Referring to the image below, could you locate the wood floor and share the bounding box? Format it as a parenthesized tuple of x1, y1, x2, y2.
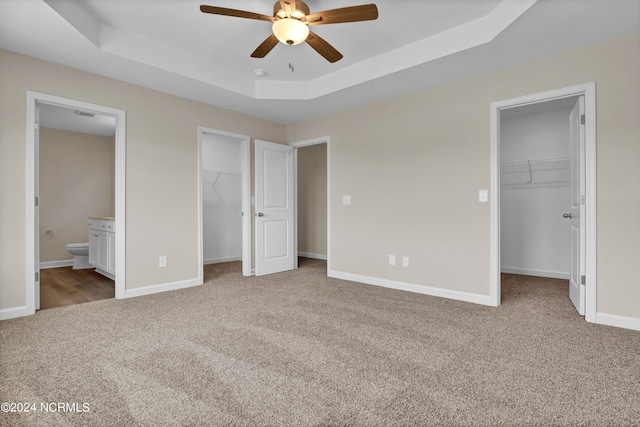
(40, 267, 114, 310)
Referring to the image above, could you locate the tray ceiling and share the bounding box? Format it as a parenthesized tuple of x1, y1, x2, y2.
(0, 0, 638, 124)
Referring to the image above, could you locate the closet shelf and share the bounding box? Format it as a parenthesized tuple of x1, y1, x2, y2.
(501, 156, 570, 187)
(203, 168, 241, 175)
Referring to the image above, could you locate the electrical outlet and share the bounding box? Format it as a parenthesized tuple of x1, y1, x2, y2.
(159, 256, 167, 268)
(343, 195, 351, 205)
(402, 256, 409, 267)
(389, 255, 396, 266)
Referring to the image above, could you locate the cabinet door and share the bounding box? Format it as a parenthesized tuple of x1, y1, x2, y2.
(89, 231, 100, 267)
(108, 232, 116, 274)
(98, 231, 109, 271)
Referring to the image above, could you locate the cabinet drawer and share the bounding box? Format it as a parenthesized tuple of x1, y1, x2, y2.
(89, 219, 115, 232)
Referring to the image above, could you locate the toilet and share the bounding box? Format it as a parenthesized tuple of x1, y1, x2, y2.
(66, 242, 91, 269)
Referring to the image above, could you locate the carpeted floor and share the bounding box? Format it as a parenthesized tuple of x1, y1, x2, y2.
(1, 258, 639, 426)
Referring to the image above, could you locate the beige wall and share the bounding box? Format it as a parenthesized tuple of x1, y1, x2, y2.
(297, 143, 327, 256)
(40, 128, 115, 262)
(0, 49, 285, 309)
(287, 33, 640, 319)
(2, 32, 639, 322)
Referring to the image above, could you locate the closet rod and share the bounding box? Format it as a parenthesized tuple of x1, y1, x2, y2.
(500, 156, 570, 167)
(202, 168, 241, 175)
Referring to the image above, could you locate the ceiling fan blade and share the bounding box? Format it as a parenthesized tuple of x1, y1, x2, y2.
(307, 4, 378, 25)
(251, 34, 279, 58)
(306, 31, 343, 63)
(200, 5, 274, 22)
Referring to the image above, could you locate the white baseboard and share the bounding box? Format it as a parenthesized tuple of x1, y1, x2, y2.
(595, 312, 640, 332)
(298, 252, 327, 260)
(501, 267, 569, 280)
(124, 278, 201, 299)
(0, 305, 32, 321)
(328, 270, 494, 306)
(40, 260, 73, 269)
(204, 256, 242, 265)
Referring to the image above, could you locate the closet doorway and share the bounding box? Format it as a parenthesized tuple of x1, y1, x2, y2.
(198, 128, 251, 279)
(499, 96, 579, 279)
(489, 83, 597, 322)
(499, 96, 579, 309)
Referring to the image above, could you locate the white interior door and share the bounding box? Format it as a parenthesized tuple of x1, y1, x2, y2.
(255, 140, 295, 276)
(568, 96, 586, 315)
(34, 103, 41, 311)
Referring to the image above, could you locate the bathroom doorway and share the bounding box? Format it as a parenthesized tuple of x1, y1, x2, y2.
(26, 91, 126, 314)
(38, 104, 116, 309)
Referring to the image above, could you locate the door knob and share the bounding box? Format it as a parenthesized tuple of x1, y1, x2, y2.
(562, 213, 572, 219)
(256, 212, 264, 217)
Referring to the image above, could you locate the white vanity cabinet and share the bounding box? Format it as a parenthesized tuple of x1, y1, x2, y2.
(88, 218, 116, 280)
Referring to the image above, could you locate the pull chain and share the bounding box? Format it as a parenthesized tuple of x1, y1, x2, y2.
(288, 45, 295, 72)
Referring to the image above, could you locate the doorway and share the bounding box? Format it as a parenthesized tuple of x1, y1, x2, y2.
(489, 83, 596, 322)
(38, 104, 116, 309)
(26, 91, 126, 315)
(499, 96, 579, 279)
(198, 127, 251, 279)
(292, 136, 330, 272)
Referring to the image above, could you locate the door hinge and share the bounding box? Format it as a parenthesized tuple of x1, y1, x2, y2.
(581, 275, 586, 285)
(35, 122, 40, 130)
(35, 271, 39, 282)
(35, 196, 39, 206)
(580, 114, 585, 125)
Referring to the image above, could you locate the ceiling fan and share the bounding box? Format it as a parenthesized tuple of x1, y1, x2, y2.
(200, 1, 379, 63)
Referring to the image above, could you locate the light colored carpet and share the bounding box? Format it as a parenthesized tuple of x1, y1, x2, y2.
(1, 259, 639, 426)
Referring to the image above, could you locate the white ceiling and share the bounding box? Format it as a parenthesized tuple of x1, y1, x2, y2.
(0, 0, 638, 126)
(500, 95, 580, 120)
(39, 103, 116, 137)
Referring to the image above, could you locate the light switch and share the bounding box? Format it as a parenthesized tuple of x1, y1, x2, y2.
(343, 195, 351, 205)
(479, 190, 488, 203)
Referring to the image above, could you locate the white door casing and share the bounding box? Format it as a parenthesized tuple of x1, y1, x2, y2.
(34, 104, 40, 311)
(255, 140, 295, 276)
(569, 96, 586, 315)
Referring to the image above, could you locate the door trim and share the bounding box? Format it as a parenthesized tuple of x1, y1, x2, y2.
(197, 127, 251, 278)
(26, 91, 126, 314)
(489, 82, 597, 322)
(290, 136, 331, 272)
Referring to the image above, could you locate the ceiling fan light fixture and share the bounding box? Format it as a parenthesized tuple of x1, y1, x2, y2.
(272, 18, 309, 45)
